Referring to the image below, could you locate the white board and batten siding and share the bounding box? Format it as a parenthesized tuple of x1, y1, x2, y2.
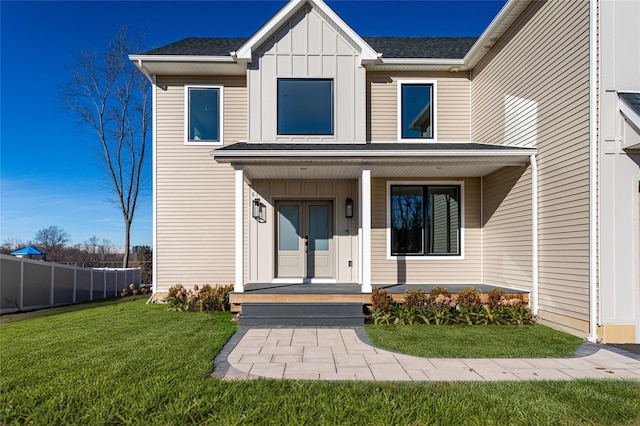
(471, 0, 591, 334)
(248, 5, 366, 143)
(155, 76, 247, 293)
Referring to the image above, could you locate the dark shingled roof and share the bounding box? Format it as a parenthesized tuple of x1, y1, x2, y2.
(363, 37, 477, 59)
(215, 142, 533, 152)
(144, 38, 248, 56)
(620, 92, 640, 117)
(143, 36, 478, 59)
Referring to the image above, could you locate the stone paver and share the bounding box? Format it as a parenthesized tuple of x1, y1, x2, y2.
(213, 327, 640, 382)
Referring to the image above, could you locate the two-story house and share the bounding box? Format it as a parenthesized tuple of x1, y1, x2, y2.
(130, 0, 640, 343)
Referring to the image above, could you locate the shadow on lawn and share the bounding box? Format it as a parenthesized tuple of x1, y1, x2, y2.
(0, 296, 149, 325)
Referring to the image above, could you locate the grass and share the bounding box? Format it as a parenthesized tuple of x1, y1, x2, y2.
(1, 299, 638, 425)
(365, 323, 585, 358)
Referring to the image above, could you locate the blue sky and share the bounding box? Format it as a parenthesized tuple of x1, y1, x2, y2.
(1, 0, 506, 247)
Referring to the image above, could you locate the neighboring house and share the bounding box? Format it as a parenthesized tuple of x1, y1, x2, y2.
(130, 0, 640, 342)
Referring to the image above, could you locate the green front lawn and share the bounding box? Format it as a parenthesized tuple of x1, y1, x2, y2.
(1, 299, 638, 425)
(365, 323, 585, 358)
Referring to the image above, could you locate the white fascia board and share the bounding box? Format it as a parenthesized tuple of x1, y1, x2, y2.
(309, 0, 378, 60)
(212, 149, 536, 160)
(236, 0, 304, 60)
(463, 0, 532, 68)
(378, 58, 464, 66)
(235, 0, 378, 61)
(129, 54, 236, 63)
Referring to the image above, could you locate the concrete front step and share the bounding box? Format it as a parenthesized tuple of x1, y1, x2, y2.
(239, 302, 365, 327)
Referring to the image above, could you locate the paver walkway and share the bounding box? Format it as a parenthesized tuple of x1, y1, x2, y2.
(212, 327, 640, 381)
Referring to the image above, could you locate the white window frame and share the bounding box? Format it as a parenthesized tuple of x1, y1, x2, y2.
(386, 180, 464, 260)
(397, 80, 437, 142)
(184, 84, 224, 146)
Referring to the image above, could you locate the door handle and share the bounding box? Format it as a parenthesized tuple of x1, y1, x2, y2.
(304, 236, 309, 252)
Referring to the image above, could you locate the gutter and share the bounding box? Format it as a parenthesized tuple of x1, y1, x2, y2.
(588, 0, 599, 343)
(530, 154, 539, 316)
(212, 149, 536, 160)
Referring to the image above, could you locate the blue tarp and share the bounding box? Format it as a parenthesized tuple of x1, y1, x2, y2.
(10, 246, 46, 256)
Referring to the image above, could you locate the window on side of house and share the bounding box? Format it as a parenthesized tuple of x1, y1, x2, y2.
(399, 82, 435, 140)
(185, 85, 223, 144)
(277, 79, 333, 135)
(390, 184, 460, 256)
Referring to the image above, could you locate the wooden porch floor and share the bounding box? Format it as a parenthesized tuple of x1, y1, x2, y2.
(230, 283, 529, 313)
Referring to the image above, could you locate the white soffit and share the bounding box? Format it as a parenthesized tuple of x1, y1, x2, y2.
(241, 162, 526, 180)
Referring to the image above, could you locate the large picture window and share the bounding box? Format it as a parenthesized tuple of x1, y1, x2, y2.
(185, 86, 222, 144)
(399, 82, 435, 139)
(278, 79, 333, 135)
(390, 185, 460, 256)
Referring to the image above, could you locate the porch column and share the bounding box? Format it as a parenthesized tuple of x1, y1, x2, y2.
(361, 166, 372, 293)
(234, 166, 244, 293)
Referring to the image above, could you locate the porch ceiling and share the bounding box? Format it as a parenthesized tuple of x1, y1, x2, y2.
(238, 160, 528, 180)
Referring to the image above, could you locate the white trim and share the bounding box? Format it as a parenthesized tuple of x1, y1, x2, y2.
(397, 80, 438, 142)
(213, 149, 535, 160)
(130, 54, 236, 63)
(361, 167, 372, 293)
(386, 180, 465, 261)
(358, 175, 363, 285)
(530, 155, 539, 316)
(235, 0, 378, 61)
(235, 166, 245, 292)
(480, 176, 484, 283)
(184, 85, 224, 146)
(588, 0, 598, 343)
(152, 81, 158, 296)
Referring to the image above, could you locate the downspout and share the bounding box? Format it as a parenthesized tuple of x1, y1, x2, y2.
(151, 74, 158, 298)
(530, 154, 538, 316)
(588, 0, 599, 342)
(137, 59, 155, 85)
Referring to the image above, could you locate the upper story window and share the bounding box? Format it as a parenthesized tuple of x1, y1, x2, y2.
(390, 184, 460, 257)
(185, 85, 223, 145)
(277, 79, 333, 135)
(398, 81, 436, 140)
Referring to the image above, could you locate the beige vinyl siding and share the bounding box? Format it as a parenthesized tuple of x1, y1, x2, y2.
(367, 72, 471, 142)
(471, 0, 591, 329)
(482, 166, 532, 290)
(155, 76, 247, 292)
(371, 177, 481, 284)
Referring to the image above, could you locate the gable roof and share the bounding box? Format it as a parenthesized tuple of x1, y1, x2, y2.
(130, 0, 533, 75)
(143, 36, 478, 60)
(234, 0, 378, 61)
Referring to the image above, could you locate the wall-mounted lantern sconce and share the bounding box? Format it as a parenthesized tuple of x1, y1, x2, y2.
(345, 198, 354, 218)
(252, 198, 266, 223)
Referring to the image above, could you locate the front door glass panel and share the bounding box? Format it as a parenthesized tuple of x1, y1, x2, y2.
(309, 205, 329, 251)
(278, 205, 299, 251)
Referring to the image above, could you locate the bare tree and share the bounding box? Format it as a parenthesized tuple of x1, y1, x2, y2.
(1, 237, 28, 255)
(61, 28, 150, 267)
(33, 226, 70, 259)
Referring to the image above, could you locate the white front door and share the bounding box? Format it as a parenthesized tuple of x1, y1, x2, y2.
(276, 201, 333, 279)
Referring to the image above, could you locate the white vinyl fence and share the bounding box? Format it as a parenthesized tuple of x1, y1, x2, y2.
(0, 254, 141, 314)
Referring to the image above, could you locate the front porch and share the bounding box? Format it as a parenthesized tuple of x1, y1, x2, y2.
(230, 282, 529, 313)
